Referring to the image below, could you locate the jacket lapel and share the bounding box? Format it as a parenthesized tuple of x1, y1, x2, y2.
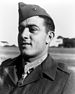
(20, 54, 58, 86)
(42, 54, 58, 80)
(20, 63, 42, 86)
(2, 56, 21, 87)
(4, 54, 58, 87)
(4, 65, 18, 86)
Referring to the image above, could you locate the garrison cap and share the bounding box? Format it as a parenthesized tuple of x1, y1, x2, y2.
(18, 2, 51, 24)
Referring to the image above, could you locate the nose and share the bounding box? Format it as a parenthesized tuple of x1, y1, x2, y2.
(22, 27, 30, 39)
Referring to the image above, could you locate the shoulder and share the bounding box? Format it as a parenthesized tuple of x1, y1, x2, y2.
(52, 57, 70, 82)
(0, 55, 21, 79)
(1, 58, 12, 67)
(56, 62, 70, 81)
(0, 55, 21, 68)
(56, 62, 70, 89)
(45, 54, 70, 78)
(42, 54, 70, 81)
(62, 65, 75, 94)
(57, 62, 70, 75)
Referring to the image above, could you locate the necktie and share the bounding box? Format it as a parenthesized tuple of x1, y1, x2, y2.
(17, 68, 34, 86)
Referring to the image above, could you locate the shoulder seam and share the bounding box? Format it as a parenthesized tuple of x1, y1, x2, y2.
(57, 63, 70, 75)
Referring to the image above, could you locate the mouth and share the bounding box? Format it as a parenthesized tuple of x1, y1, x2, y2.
(21, 42, 32, 47)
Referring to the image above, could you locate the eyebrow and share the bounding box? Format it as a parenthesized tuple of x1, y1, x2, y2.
(26, 24, 39, 28)
(20, 23, 39, 27)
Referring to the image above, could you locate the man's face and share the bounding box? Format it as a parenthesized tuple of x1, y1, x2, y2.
(18, 16, 50, 58)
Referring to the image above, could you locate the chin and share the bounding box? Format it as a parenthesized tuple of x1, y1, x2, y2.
(21, 49, 34, 57)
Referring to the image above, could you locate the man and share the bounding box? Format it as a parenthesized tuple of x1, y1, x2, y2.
(0, 2, 70, 94)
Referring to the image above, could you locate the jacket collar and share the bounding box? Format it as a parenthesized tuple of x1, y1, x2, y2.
(42, 54, 58, 80)
(5, 54, 58, 86)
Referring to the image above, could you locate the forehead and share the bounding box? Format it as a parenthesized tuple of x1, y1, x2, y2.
(20, 16, 45, 26)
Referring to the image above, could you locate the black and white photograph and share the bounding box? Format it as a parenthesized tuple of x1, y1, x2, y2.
(0, 0, 75, 94)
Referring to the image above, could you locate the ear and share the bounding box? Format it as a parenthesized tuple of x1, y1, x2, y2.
(46, 31, 55, 45)
(49, 31, 55, 40)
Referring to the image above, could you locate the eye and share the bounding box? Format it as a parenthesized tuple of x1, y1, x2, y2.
(29, 26, 39, 33)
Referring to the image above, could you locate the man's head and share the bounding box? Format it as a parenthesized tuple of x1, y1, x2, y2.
(18, 2, 55, 59)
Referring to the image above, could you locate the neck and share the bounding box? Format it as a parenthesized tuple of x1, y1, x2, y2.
(22, 48, 48, 64)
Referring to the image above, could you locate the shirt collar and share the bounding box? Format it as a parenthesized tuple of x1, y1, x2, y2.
(23, 53, 48, 73)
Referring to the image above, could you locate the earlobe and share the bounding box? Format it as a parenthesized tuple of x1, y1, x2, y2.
(46, 42, 48, 45)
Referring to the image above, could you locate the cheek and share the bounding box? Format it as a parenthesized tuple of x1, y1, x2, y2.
(33, 35, 47, 48)
(18, 36, 20, 46)
(18, 34, 22, 43)
(18, 35, 22, 49)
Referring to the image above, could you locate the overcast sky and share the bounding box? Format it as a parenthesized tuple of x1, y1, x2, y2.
(0, 0, 75, 46)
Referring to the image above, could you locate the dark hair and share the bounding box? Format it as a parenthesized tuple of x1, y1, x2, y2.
(39, 15, 55, 32)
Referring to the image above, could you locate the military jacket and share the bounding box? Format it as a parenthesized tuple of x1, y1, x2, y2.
(0, 54, 70, 94)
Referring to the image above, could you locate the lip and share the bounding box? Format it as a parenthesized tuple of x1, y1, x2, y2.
(21, 42, 31, 46)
